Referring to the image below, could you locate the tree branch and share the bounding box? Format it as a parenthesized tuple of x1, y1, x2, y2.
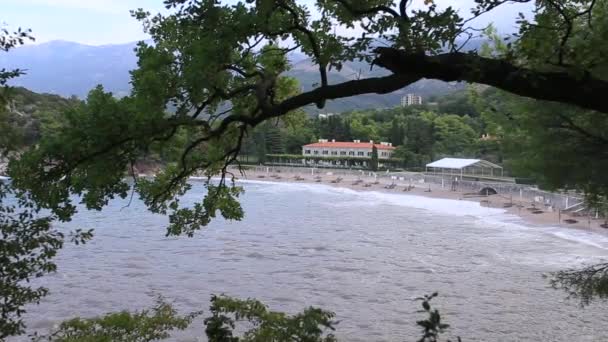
(373, 47, 608, 114)
(277, 0, 328, 105)
(555, 113, 608, 145)
(332, 0, 401, 19)
(205, 74, 420, 132)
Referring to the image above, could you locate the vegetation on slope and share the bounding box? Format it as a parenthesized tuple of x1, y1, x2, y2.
(3, 0, 608, 340)
(1, 86, 80, 148)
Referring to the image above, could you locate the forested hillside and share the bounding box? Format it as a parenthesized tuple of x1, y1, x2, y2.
(1, 84, 498, 173)
(241, 88, 503, 171)
(0, 86, 80, 148)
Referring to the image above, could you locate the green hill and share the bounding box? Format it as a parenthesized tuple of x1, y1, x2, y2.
(1, 87, 80, 146)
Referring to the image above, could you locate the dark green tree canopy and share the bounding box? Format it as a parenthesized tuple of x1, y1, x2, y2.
(3, 1, 608, 338)
(12, 0, 608, 238)
(370, 145, 379, 171)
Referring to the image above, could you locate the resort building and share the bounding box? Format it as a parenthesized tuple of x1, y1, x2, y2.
(300, 139, 396, 168)
(401, 94, 423, 106)
(303, 139, 395, 158)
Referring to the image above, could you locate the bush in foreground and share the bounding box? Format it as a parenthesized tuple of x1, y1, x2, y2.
(32, 294, 459, 342)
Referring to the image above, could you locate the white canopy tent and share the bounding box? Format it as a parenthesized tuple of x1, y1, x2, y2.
(426, 158, 503, 178)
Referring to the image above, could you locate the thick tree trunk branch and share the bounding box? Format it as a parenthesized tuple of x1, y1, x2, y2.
(212, 74, 421, 133)
(270, 73, 421, 116)
(218, 48, 608, 134)
(374, 47, 608, 114)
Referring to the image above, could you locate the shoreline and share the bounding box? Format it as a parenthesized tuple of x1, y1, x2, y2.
(235, 168, 608, 238)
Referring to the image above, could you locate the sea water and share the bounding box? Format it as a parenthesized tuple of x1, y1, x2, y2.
(12, 180, 608, 341)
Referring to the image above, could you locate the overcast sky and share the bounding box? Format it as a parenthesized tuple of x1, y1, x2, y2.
(2, 0, 532, 46)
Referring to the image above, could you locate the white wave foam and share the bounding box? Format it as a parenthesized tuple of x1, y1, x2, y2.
(363, 191, 505, 217)
(549, 230, 608, 250)
(241, 179, 505, 217)
(238, 179, 362, 197)
(240, 179, 608, 255)
(479, 214, 608, 252)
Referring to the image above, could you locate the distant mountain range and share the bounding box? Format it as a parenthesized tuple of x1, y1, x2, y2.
(1, 40, 474, 113)
(1, 40, 138, 98)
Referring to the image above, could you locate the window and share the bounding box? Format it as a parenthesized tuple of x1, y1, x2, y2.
(331, 151, 338, 155)
(340, 151, 347, 156)
(322, 150, 329, 155)
(381, 152, 387, 157)
(313, 150, 319, 155)
(357, 151, 364, 156)
(367, 152, 372, 156)
(305, 149, 311, 154)
(349, 151, 355, 156)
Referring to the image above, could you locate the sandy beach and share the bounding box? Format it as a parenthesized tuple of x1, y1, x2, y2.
(236, 167, 608, 235)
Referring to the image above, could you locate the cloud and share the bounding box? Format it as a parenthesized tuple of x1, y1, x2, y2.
(4, 0, 138, 14)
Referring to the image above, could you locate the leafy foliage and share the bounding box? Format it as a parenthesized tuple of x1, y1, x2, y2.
(11, 0, 606, 238)
(32, 298, 200, 342)
(416, 293, 460, 342)
(0, 87, 80, 148)
(204, 295, 338, 342)
(432, 114, 477, 156)
(472, 4, 608, 303)
(0, 25, 33, 87)
(0, 182, 94, 338)
(35, 294, 459, 341)
(0, 184, 61, 338)
(476, 87, 608, 195)
(1, 27, 33, 154)
(549, 264, 608, 307)
(0, 27, 94, 339)
(251, 101, 491, 170)
(284, 105, 487, 170)
(4, 0, 608, 336)
(430, 90, 480, 118)
(370, 145, 379, 171)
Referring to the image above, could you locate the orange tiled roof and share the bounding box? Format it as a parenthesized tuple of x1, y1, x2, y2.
(303, 141, 395, 150)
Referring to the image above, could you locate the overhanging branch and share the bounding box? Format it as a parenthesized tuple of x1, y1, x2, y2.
(212, 46, 608, 135)
(373, 48, 608, 114)
(213, 73, 421, 130)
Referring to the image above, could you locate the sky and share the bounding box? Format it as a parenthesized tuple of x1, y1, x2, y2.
(2, 0, 532, 46)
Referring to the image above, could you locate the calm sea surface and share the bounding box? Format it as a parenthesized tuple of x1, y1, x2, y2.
(12, 180, 608, 341)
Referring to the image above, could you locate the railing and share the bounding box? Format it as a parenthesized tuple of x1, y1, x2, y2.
(242, 165, 585, 211)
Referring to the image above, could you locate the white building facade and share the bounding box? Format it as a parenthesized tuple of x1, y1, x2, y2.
(317, 113, 336, 119)
(302, 139, 395, 167)
(401, 94, 423, 106)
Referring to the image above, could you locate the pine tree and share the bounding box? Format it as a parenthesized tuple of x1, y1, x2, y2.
(370, 145, 379, 171)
